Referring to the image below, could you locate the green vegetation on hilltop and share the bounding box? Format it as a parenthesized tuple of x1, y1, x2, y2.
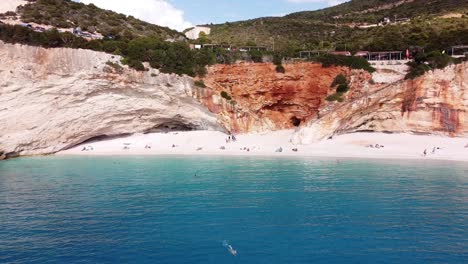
(405, 51, 465, 79)
(206, 0, 468, 53)
(309, 54, 375, 72)
(287, 0, 467, 24)
(326, 74, 350, 103)
(16, 0, 182, 39)
(208, 16, 468, 53)
(0, 23, 214, 76)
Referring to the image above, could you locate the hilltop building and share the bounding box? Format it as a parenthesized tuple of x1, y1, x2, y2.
(185, 26, 211, 40)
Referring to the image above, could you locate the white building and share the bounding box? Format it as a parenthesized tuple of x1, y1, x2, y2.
(185, 26, 211, 40)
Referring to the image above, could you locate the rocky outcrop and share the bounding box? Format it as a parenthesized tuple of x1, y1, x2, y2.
(293, 62, 468, 144)
(197, 62, 369, 133)
(197, 60, 466, 144)
(0, 41, 221, 158)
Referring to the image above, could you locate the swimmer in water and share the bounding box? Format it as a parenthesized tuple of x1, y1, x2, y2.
(227, 245, 237, 256)
(222, 240, 237, 256)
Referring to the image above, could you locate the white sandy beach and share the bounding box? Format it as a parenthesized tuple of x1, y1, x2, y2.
(58, 130, 468, 162)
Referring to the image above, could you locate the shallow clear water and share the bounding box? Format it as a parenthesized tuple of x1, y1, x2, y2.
(0, 156, 467, 264)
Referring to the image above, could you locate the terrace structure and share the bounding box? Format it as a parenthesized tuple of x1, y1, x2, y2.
(239, 46, 268, 52)
(299, 50, 330, 58)
(330, 51, 351, 56)
(451, 45, 468, 58)
(367, 51, 404, 61)
(202, 44, 233, 51)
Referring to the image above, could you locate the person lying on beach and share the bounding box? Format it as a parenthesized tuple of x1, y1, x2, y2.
(81, 146, 93, 151)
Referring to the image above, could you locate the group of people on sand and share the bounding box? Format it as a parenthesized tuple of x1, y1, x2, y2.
(367, 144, 385, 149)
(81, 146, 94, 151)
(225, 134, 237, 144)
(423, 146, 441, 157)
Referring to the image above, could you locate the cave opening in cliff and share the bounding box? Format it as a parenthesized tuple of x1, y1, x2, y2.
(291, 116, 302, 127)
(79, 134, 132, 145)
(146, 121, 196, 133)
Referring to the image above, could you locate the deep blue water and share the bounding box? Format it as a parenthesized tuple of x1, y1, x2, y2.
(0, 156, 467, 264)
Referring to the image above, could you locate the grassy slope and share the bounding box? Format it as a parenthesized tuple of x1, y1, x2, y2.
(15, 0, 183, 39)
(207, 0, 468, 51)
(287, 0, 467, 23)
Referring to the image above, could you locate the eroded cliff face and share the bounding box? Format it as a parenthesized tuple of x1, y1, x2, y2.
(197, 60, 466, 143)
(0, 42, 221, 158)
(293, 62, 468, 144)
(197, 62, 370, 133)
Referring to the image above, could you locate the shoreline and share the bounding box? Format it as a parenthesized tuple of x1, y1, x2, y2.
(57, 131, 468, 162)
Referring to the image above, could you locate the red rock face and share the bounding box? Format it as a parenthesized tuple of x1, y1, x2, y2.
(198, 61, 467, 140)
(198, 62, 353, 133)
(292, 62, 468, 144)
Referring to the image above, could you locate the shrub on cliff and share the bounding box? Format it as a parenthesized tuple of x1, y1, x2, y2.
(326, 93, 344, 103)
(249, 50, 264, 63)
(273, 53, 283, 66)
(405, 51, 455, 80)
(221, 91, 232, 100)
(330, 74, 347, 88)
(331, 74, 349, 93)
(105, 61, 124, 73)
(336, 83, 349, 93)
(327, 73, 350, 102)
(194, 80, 206, 88)
(273, 52, 286, 73)
(310, 54, 375, 73)
(275, 65, 285, 73)
(121, 58, 146, 71)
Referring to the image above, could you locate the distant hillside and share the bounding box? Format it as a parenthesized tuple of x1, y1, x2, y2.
(0, 0, 214, 77)
(15, 0, 183, 39)
(206, 0, 468, 52)
(287, 0, 467, 23)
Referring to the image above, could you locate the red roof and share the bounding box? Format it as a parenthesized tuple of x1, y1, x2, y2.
(330, 51, 352, 56)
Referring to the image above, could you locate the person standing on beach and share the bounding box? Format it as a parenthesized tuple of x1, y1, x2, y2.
(423, 149, 427, 157)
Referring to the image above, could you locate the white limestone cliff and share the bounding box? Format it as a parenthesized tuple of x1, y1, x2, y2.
(0, 41, 222, 158)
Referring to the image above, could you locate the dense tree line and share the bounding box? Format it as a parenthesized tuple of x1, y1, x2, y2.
(17, 0, 181, 40)
(0, 24, 215, 76)
(208, 15, 468, 53)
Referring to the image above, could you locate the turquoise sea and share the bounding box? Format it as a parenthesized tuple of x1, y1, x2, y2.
(0, 156, 467, 263)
